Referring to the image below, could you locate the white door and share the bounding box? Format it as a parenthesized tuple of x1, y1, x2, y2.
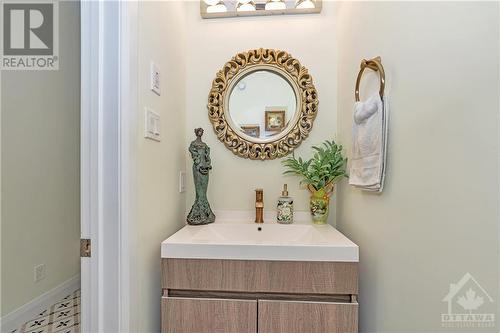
(80, 1, 136, 332)
(80, 1, 101, 331)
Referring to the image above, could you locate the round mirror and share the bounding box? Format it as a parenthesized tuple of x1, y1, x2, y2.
(227, 69, 298, 142)
(208, 48, 318, 160)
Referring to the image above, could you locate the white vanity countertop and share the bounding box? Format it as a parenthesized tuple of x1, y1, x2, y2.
(161, 211, 359, 262)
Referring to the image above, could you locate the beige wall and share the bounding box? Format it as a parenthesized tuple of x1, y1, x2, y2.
(336, 2, 500, 332)
(184, 1, 339, 223)
(131, 1, 187, 332)
(1, 2, 81, 316)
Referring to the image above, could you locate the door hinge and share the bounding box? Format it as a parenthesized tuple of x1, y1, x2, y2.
(80, 239, 91, 257)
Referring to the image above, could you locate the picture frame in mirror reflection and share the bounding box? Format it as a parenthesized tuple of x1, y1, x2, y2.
(240, 124, 260, 138)
(265, 108, 286, 132)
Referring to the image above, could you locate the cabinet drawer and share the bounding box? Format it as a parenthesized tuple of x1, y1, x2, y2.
(162, 258, 358, 295)
(162, 297, 257, 333)
(258, 300, 358, 333)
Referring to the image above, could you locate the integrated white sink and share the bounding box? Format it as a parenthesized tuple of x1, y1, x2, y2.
(161, 212, 358, 262)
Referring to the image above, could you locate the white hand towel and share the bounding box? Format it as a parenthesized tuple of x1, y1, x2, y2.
(349, 93, 388, 192)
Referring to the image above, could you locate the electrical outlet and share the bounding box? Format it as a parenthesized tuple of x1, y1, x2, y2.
(34, 264, 46, 282)
(179, 171, 186, 193)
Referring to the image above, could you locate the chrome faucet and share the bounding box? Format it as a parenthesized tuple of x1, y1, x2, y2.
(255, 189, 264, 223)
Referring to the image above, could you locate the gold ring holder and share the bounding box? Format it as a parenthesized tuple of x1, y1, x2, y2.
(355, 56, 385, 102)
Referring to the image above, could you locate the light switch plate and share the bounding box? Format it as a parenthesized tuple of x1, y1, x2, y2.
(150, 61, 161, 96)
(144, 108, 161, 141)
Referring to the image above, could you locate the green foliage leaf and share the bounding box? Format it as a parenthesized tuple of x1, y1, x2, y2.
(281, 140, 348, 191)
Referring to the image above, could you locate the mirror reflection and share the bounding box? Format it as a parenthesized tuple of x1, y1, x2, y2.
(228, 70, 297, 141)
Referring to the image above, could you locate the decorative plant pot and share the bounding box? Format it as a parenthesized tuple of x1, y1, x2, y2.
(308, 183, 334, 225)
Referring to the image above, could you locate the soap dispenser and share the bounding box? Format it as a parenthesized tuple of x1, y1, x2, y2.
(277, 184, 293, 224)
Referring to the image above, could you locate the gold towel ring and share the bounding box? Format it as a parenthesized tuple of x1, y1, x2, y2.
(355, 56, 385, 102)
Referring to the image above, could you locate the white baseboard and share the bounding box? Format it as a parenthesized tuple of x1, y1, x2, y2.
(0, 274, 80, 332)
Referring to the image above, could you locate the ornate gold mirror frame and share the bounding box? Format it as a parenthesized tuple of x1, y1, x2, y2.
(208, 48, 319, 160)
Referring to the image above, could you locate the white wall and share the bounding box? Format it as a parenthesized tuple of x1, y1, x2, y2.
(336, 2, 500, 332)
(1, 1, 80, 316)
(130, 1, 187, 332)
(184, 1, 339, 222)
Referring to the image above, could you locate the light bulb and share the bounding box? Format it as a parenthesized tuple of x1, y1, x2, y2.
(295, 0, 315, 9)
(237, 81, 247, 90)
(203, 0, 220, 6)
(265, 0, 286, 10)
(237, 1, 256, 11)
(206, 2, 228, 13)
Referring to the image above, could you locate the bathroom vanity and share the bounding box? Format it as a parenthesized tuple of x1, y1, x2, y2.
(161, 215, 359, 333)
(161, 47, 358, 332)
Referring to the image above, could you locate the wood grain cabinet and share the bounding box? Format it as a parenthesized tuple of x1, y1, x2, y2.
(162, 297, 257, 333)
(161, 258, 358, 333)
(258, 300, 358, 333)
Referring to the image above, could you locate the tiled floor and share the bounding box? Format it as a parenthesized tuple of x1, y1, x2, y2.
(11, 290, 80, 333)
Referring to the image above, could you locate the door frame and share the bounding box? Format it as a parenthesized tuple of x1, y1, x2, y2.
(80, 1, 137, 332)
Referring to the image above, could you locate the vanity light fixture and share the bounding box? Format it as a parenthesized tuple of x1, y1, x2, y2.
(237, 0, 256, 12)
(265, 0, 286, 11)
(200, 0, 321, 19)
(295, 0, 315, 9)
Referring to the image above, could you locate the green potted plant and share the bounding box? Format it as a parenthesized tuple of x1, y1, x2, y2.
(282, 140, 348, 224)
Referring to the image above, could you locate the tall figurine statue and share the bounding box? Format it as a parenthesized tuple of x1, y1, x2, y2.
(187, 128, 215, 225)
